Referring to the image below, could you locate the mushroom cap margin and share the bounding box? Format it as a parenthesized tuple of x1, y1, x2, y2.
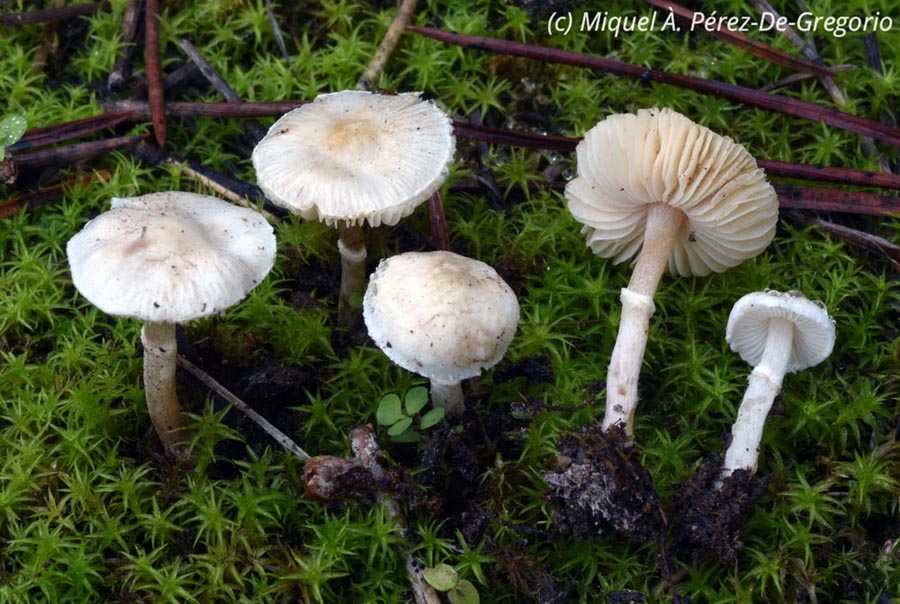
(725, 290, 836, 373)
(252, 90, 456, 228)
(565, 107, 778, 277)
(66, 191, 276, 323)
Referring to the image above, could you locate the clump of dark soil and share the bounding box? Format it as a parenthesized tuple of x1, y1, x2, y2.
(670, 453, 770, 563)
(543, 424, 662, 543)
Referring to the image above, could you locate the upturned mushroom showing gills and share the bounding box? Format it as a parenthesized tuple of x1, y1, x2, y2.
(252, 90, 456, 327)
(362, 251, 519, 416)
(565, 107, 779, 438)
(67, 192, 276, 456)
(722, 290, 835, 478)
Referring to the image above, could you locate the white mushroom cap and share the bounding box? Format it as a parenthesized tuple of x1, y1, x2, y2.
(67, 191, 276, 323)
(726, 290, 836, 373)
(565, 107, 778, 277)
(362, 251, 519, 382)
(252, 90, 456, 228)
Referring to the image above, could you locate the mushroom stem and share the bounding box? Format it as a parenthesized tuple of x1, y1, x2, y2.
(603, 203, 686, 436)
(141, 321, 191, 456)
(722, 317, 794, 478)
(429, 378, 465, 416)
(337, 223, 368, 328)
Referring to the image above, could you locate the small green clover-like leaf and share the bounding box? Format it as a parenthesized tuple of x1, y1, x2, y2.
(390, 426, 422, 443)
(387, 416, 414, 436)
(0, 115, 27, 149)
(404, 386, 429, 416)
(377, 394, 404, 426)
(422, 564, 458, 591)
(448, 579, 480, 604)
(420, 407, 445, 430)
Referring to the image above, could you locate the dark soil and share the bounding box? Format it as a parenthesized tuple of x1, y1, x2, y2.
(543, 424, 663, 544)
(670, 453, 770, 563)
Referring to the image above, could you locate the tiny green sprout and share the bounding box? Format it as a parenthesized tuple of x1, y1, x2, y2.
(423, 563, 480, 604)
(0, 114, 27, 162)
(376, 386, 445, 442)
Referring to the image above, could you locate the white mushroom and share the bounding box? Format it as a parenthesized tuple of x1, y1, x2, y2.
(362, 251, 519, 415)
(565, 107, 779, 438)
(722, 290, 835, 477)
(67, 191, 276, 456)
(252, 90, 455, 326)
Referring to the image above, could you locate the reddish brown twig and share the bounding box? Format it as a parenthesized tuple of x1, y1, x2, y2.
(774, 184, 900, 216)
(108, 0, 144, 90)
(10, 111, 136, 152)
(452, 121, 576, 151)
(0, 170, 111, 219)
(100, 99, 306, 119)
(757, 159, 900, 191)
(788, 212, 900, 269)
(645, 0, 845, 79)
(145, 0, 166, 147)
(0, 2, 107, 25)
(406, 26, 900, 148)
(427, 191, 451, 251)
(11, 135, 148, 170)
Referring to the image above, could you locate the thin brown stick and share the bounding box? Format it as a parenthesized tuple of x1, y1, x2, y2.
(0, 2, 107, 25)
(774, 184, 900, 216)
(11, 111, 136, 152)
(176, 38, 268, 142)
(645, 0, 842, 79)
(0, 170, 111, 219)
(100, 99, 306, 119)
(406, 26, 900, 147)
(748, 0, 890, 172)
(11, 135, 148, 169)
(130, 61, 202, 97)
(427, 191, 451, 251)
(108, 0, 144, 90)
(145, 0, 167, 147)
(31, 0, 65, 74)
(788, 212, 900, 269)
(173, 159, 277, 222)
(264, 0, 291, 66)
(176, 355, 311, 460)
(357, 0, 418, 90)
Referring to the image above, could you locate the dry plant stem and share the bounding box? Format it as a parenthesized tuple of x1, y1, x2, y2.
(357, 0, 418, 90)
(427, 191, 451, 251)
(263, 0, 291, 66)
(145, 0, 167, 148)
(406, 26, 900, 147)
(176, 355, 311, 459)
(603, 203, 686, 436)
(721, 318, 793, 477)
(11, 134, 148, 170)
(337, 223, 367, 328)
(350, 426, 440, 604)
(108, 0, 143, 90)
(429, 378, 465, 416)
(141, 321, 191, 457)
(0, 2, 106, 25)
(32, 0, 65, 74)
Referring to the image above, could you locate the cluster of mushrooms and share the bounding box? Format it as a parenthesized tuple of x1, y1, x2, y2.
(66, 93, 835, 537)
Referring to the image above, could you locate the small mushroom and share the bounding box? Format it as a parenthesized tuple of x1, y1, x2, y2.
(252, 90, 455, 326)
(565, 107, 779, 438)
(362, 251, 519, 415)
(67, 192, 276, 456)
(722, 290, 835, 477)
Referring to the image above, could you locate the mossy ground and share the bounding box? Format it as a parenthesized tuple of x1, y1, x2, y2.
(1, 0, 899, 602)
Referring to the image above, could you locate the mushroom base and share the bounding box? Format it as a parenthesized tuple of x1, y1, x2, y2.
(671, 453, 770, 563)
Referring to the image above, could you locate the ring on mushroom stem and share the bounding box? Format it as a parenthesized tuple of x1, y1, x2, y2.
(362, 251, 519, 416)
(252, 90, 456, 328)
(66, 191, 276, 457)
(564, 107, 779, 439)
(720, 290, 836, 481)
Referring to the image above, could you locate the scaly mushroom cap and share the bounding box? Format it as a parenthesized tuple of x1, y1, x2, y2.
(565, 107, 778, 276)
(67, 191, 276, 323)
(363, 251, 519, 382)
(726, 290, 836, 373)
(252, 90, 455, 228)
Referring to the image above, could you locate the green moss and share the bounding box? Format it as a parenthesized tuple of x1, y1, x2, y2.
(1, 0, 899, 602)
